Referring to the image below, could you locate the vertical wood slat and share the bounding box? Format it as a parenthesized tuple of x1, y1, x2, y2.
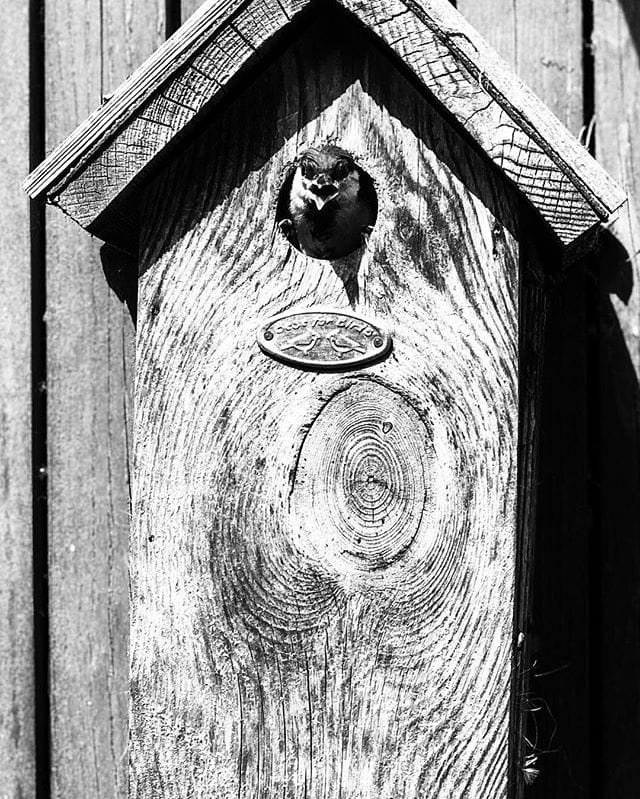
(458, 0, 583, 134)
(593, 1, 640, 795)
(594, 0, 640, 366)
(45, 2, 164, 797)
(0, 3, 35, 797)
(180, 0, 207, 22)
(594, 2, 640, 378)
(457, 2, 588, 796)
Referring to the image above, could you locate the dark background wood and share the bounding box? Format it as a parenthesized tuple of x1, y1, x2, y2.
(2, 1, 639, 797)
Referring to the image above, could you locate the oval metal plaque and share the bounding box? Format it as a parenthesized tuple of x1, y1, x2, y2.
(257, 308, 392, 369)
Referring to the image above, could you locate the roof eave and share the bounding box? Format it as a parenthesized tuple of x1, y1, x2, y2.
(24, 0, 627, 251)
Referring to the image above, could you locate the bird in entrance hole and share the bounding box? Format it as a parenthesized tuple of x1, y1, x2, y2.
(277, 146, 377, 260)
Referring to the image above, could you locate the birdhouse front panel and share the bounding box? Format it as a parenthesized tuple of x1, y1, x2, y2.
(130, 17, 522, 798)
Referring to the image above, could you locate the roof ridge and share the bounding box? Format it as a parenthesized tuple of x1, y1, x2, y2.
(24, 0, 626, 249)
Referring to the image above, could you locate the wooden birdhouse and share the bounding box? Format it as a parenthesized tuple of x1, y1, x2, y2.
(25, 0, 626, 796)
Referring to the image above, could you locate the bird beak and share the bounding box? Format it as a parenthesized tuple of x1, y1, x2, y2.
(311, 191, 338, 210)
(310, 183, 339, 209)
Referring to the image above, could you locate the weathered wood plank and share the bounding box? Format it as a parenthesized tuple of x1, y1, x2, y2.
(45, 2, 164, 797)
(458, 0, 583, 133)
(48, 0, 310, 236)
(339, 0, 609, 245)
(457, 0, 518, 72)
(0, 3, 35, 797)
(458, 2, 590, 795)
(24, 0, 313, 201)
(131, 19, 526, 797)
(458, 0, 590, 799)
(595, 0, 640, 378)
(181, 0, 207, 22)
(594, 1, 640, 794)
(25, 0, 623, 251)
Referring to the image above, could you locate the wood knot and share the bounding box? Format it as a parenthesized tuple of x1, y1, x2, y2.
(289, 381, 430, 582)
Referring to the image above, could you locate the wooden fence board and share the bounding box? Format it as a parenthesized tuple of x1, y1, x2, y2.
(181, 0, 206, 22)
(467, 0, 582, 132)
(594, 1, 640, 378)
(458, 0, 583, 133)
(25, 1, 638, 796)
(457, 3, 589, 796)
(0, 4, 35, 798)
(45, 2, 163, 796)
(594, 1, 640, 795)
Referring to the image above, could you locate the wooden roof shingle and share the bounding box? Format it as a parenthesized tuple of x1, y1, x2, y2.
(24, 0, 626, 250)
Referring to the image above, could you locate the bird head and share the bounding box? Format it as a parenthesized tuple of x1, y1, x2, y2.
(293, 146, 360, 211)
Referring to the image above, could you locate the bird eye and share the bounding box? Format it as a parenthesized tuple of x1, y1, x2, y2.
(332, 159, 351, 181)
(301, 158, 317, 179)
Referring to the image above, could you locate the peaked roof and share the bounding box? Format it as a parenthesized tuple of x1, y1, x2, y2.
(24, 0, 625, 250)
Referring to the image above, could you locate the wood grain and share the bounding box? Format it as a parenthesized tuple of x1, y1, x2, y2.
(457, 0, 583, 134)
(458, 3, 591, 796)
(595, 0, 640, 377)
(0, 3, 35, 797)
(24, 0, 313, 203)
(44, 2, 163, 797)
(25, 0, 624, 250)
(594, 1, 640, 794)
(339, 0, 620, 245)
(181, 0, 208, 22)
(131, 21, 525, 797)
(50, 0, 311, 234)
